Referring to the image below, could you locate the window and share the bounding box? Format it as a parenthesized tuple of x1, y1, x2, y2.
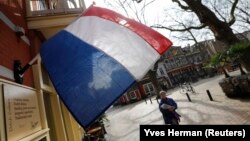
(41, 64, 50, 85)
(67, 0, 82, 9)
(30, 0, 48, 11)
(32, 60, 83, 141)
(129, 91, 137, 99)
(43, 92, 58, 141)
(159, 68, 165, 75)
(30, 0, 84, 11)
(39, 137, 47, 141)
(143, 83, 155, 95)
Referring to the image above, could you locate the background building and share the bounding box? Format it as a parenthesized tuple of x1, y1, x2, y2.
(0, 0, 86, 141)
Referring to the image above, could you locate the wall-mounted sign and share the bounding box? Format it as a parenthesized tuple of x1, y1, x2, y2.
(3, 84, 41, 141)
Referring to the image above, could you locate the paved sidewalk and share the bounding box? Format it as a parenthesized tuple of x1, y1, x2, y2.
(104, 71, 250, 141)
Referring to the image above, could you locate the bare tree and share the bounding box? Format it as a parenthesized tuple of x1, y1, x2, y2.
(153, 0, 241, 46)
(153, 11, 203, 44)
(104, 0, 250, 90)
(233, 0, 250, 32)
(111, 0, 250, 44)
(104, 0, 162, 95)
(104, 0, 156, 24)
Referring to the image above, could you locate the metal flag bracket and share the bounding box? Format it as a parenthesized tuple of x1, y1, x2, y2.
(13, 54, 40, 84)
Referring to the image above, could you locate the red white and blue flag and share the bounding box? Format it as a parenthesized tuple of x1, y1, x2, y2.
(40, 5, 172, 128)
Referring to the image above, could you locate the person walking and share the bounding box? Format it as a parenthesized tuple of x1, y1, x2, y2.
(159, 90, 181, 125)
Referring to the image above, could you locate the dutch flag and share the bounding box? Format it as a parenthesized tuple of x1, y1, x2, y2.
(40, 5, 172, 128)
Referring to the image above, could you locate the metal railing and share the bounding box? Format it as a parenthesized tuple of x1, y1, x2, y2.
(179, 82, 196, 94)
(26, 0, 86, 17)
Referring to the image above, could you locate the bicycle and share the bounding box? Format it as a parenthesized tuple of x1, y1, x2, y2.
(82, 120, 107, 141)
(179, 82, 196, 94)
(83, 127, 106, 141)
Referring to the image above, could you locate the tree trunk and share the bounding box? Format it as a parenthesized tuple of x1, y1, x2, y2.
(241, 53, 250, 72)
(238, 63, 246, 74)
(183, 0, 240, 45)
(148, 70, 161, 94)
(148, 69, 161, 103)
(222, 67, 230, 78)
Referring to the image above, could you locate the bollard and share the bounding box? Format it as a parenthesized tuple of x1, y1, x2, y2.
(206, 90, 214, 101)
(156, 98, 159, 104)
(186, 93, 192, 102)
(149, 97, 153, 104)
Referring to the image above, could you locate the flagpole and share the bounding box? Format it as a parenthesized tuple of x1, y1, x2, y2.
(20, 54, 40, 74)
(14, 54, 40, 84)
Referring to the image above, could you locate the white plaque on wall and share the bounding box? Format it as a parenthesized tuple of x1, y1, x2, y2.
(3, 84, 42, 141)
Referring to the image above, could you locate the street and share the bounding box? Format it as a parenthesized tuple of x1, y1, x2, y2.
(104, 70, 250, 141)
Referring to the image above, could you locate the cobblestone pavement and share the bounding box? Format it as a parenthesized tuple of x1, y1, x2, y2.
(104, 71, 250, 141)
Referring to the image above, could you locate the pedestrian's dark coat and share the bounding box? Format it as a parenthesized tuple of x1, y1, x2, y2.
(159, 98, 180, 124)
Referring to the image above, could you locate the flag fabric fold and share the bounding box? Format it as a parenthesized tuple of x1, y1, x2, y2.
(40, 5, 172, 128)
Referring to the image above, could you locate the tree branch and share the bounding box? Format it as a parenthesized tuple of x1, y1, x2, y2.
(172, 35, 196, 41)
(141, 0, 156, 10)
(151, 24, 206, 32)
(187, 29, 198, 43)
(172, 17, 199, 43)
(140, 0, 156, 24)
(105, 0, 130, 18)
(131, 0, 142, 23)
(236, 13, 250, 25)
(211, 1, 227, 22)
(133, 0, 142, 3)
(228, 0, 239, 26)
(235, 4, 250, 18)
(172, 0, 191, 11)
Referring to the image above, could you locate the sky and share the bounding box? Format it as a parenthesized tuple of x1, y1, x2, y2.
(83, 0, 250, 48)
(83, 0, 190, 47)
